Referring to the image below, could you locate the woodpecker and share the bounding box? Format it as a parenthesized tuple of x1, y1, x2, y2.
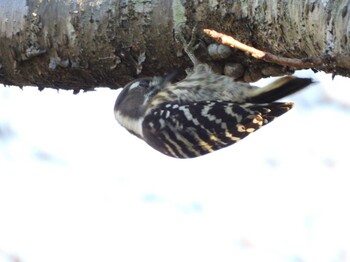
(114, 26, 313, 158)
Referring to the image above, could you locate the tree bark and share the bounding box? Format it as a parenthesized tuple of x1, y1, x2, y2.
(0, 0, 349, 91)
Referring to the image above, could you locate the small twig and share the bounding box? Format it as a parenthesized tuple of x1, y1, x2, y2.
(203, 28, 326, 69)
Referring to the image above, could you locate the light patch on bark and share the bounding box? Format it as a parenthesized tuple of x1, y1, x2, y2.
(209, 0, 219, 10)
(172, 0, 186, 26)
(320, 0, 330, 7)
(0, 0, 28, 38)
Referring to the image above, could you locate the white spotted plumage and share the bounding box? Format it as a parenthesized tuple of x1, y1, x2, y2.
(114, 64, 312, 158)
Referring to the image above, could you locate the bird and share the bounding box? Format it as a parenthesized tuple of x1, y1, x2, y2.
(114, 24, 313, 159)
(114, 25, 313, 158)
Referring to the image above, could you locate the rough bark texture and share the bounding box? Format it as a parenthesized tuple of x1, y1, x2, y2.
(0, 0, 349, 91)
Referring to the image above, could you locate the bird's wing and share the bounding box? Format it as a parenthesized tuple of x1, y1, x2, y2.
(142, 100, 293, 158)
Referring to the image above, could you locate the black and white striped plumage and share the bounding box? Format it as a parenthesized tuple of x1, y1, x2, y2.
(114, 64, 312, 158)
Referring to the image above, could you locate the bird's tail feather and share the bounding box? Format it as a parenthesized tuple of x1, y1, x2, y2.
(249, 76, 313, 103)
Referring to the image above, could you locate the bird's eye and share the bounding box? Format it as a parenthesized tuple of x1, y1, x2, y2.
(128, 79, 150, 91)
(138, 80, 150, 88)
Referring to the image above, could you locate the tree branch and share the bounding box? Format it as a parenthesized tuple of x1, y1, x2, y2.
(203, 29, 329, 69)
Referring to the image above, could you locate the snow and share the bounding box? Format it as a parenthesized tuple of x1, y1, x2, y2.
(1, 70, 350, 262)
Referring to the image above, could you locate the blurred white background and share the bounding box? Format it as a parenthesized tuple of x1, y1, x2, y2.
(1, 70, 350, 262)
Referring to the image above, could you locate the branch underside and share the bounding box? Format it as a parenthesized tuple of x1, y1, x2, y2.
(0, 0, 349, 90)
